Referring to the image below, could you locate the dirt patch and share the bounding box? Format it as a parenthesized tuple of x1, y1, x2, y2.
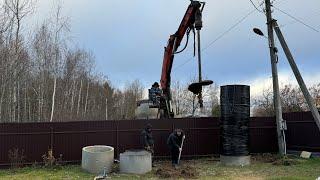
(272, 157, 299, 166)
(252, 154, 300, 166)
(251, 153, 279, 163)
(154, 163, 199, 179)
(111, 163, 120, 173)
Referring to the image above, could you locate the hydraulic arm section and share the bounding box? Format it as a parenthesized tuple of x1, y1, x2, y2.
(160, 1, 212, 118)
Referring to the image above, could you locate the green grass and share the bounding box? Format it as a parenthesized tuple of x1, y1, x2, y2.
(0, 156, 319, 180)
(197, 157, 320, 180)
(0, 165, 93, 180)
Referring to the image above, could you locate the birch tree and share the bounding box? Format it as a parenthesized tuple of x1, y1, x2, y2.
(49, 6, 69, 122)
(3, 0, 34, 122)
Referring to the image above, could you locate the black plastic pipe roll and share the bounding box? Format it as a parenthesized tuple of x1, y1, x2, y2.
(220, 85, 250, 156)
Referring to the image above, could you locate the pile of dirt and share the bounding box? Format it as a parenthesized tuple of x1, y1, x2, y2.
(155, 164, 199, 179)
(252, 154, 299, 166)
(251, 153, 279, 163)
(272, 157, 299, 166)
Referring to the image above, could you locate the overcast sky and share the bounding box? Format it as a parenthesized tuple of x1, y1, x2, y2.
(27, 0, 320, 95)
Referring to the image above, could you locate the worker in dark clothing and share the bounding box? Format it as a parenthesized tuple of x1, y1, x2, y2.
(141, 123, 155, 166)
(167, 129, 184, 168)
(149, 82, 162, 105)
(141, 123, 154, 151)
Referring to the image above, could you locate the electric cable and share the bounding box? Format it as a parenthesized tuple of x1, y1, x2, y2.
(278, 20, 297, 28)
(273, 6, 319, 33)
(202, 8, 256, 52)
(249, 0, 264, 13)
(173, 8, 257, 71)
(272, 0, 286, 5)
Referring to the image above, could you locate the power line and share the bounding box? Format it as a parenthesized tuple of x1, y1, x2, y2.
(249, 0, 264, 13)
(174, 8, 257, 71)
(273, 6, 319, 33)
(202, 9, 256, 52)
(278, 20, 297, 28)
(272, 0, 286, 5)
(173, 56, 194, 71)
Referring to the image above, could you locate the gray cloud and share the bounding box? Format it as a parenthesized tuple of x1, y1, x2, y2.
(29, 0, 320, 87)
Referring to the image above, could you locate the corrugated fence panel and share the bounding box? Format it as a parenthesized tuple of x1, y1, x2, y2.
(117, 119, 149, 156)
(52, 120, 117, 162)
(284, 112, 320, 152)
(148, 118, 173, 157)
(249, 117, 278, 153)
(0, 112, 319, 166)
(0, 123, 52, 165)
(192, 117, 220, 155)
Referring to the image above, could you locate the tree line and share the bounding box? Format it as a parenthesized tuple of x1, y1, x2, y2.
(1, 0, 318, 123)
(0, 0, 221, 123)
(252, 84, 320, 117)
(0, 0, 146, 123)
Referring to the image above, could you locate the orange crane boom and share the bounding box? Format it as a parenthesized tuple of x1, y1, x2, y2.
(159, 1, 205, 117)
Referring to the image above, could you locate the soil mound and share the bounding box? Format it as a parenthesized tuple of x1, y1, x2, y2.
(155, 164, 199, 179)
(252, 154, 299, 166)
(252, 153, 279, 163)
(272, 157, 299, 166)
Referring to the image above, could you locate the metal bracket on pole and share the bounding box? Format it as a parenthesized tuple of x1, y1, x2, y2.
(272, 21, 320, 132)
(280, 120, 287, 130)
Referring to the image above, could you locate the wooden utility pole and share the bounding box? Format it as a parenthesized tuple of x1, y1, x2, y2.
(273, 22, 320, 131)
(264, 0, 286, 155)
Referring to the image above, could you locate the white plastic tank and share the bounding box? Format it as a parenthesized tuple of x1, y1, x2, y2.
(81, 145, 114, 174)
(135, 101, 159, 119)
(120, 150, 152, 174)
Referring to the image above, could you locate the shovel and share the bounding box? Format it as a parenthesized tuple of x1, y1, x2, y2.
(177, 135, 185, 165)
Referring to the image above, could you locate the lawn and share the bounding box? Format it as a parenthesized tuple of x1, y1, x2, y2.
(0, 155, 319, 180)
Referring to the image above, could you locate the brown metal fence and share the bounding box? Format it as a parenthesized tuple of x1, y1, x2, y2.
(0, 112, 319, 166)
(284, 112, 320, 152)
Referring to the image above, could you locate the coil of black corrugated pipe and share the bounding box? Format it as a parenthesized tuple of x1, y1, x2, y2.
(220, 85, 250, 156)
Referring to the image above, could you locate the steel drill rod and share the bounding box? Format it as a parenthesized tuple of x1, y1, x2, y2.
(273, 21, 320, 132)
(197, 30, 202, 83)
(197, 30, 204, 109)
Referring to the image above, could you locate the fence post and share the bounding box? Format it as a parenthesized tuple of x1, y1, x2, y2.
(50, 126, 54, 150)
(116, 120, 119, 158)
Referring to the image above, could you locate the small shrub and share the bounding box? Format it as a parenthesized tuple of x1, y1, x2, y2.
(31, 161, 40, 168)
(42, 149, 63, 167)
(8, 148, 25, 168)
